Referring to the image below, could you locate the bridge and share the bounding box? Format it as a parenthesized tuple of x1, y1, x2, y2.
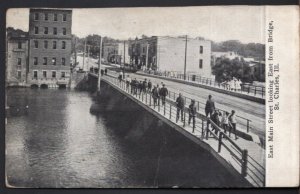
(87, 71, 265, 187)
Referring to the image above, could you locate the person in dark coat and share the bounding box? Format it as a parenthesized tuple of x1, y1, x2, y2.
(138, 81, 143, 95)
(100, 69, 104, 76)
(147, 80, 152, 93)
(104, 68, 107, 75)
(188, 99, 197, 129)
(210, 110, 220, 135)
(159, 84, 168, 106)
(151, 86, 159, 108)
(176, 93, 185, 122)
(142, 79, 147, 93)
(205, 95, 215, 117)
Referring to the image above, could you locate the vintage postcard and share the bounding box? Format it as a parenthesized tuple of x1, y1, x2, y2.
(5, 6, 299, 188)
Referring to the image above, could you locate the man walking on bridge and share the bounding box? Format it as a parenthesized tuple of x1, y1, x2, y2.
(151, 86, 159, 108)
(176, 93, 185, 122)
(188, 99, 197, 130)
(125, 75, 131, 92)
(205, 95, 215, 118)
(147, 80, 152, 93)
(160, 84, 168, 106)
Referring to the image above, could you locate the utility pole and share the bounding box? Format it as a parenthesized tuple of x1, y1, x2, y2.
(184, 35, 187, 80)
(87, 45, 90, 72)
(146, 43, 149, 70)
(97, 37, 102, 94)
(123, 41, 126, 78)
(74, 37, 77, 69)
(83, 39, 86, 71)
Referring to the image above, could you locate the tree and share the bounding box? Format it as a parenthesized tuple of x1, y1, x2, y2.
(212, 57, 252, 83)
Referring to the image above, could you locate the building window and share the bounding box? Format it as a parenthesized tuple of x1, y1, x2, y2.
(34, 13, 39, 20)
(52, 58, 56, 65)
(34, 57, 38, 65)
(61, 72, 65, 78)
(62, 28, 66, 35)
(34, 40, 38, 48)
(52, 71, 56, 78)
(34, 26, 39, 34)
(17, 58, 21, 66)
(199, 59, 203, 69)
(33, 71, 38, 79)
(62, 41, 66, 49)
(53, 41, 57, 49)
(200, 46, 203, 54)
(44, 13, 48, 21)
(63, 14, 67, 21)
(44, 27, 48, 34)
(43, 57, 47, 65)
(53, 27, 57, 35)
(18, 42, 22, 49)
(54, 13, 58, 21)
(17, 71, 21, 79)
(43, 71, 47, 78)
(61, 58, 66, 66)
(44, 41, 48, 49)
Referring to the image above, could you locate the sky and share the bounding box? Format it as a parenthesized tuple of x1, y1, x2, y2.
(6, 6, 266, 44)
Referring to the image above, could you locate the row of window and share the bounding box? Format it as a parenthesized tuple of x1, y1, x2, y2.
(33, 40, 67, 49)
(34, 12, 67, 22)
(33, 57, 66, 66)
(33, 70, 66, 79)
(34, 26, 67, 35)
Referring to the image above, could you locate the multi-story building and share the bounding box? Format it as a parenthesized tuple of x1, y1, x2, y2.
(103, 42, 130, 64)
(6, 32, 29, 86)
(28, 8, 72, 87)
(129, 36, 212, 78)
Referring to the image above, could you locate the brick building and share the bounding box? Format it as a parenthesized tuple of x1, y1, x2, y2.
(103, 42, 130, 64)
(28, 8, 72, 87)
(129, 36, 212, 78)
(6, 33, 29, 86)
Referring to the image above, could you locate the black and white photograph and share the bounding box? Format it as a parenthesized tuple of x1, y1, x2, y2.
(5, 6, 270, 188)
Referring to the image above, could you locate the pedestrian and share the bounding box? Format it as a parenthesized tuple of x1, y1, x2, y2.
(159, 84, 168, 106)
(229, 110, 238, 139)
(118, 71, 123, 83)
(205, 95, 215, 118)
(131, 78, 138, 95)
(104, 68, 107, 75)
(156, 84, 161, 106)
(221, 112, 230, 134)
(188, 99, 197, 130)
(126, 75, 131, 92)
(138, 81, 143, 95)
(210, 110, 220, 135)
(147, 80, 152, 93)
(176, 93, 185, 122)
(151, 86, 159, 108)
(143, 79, 147, 93)
(100, 69, 104, 76)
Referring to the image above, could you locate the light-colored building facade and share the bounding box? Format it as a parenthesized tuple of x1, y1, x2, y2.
(103, 42, 130, 64)
(28, 8, 72, 87)
(129, 36, 212, 78)
(212, 51, 242, 60)
(7, 34, 29, 86)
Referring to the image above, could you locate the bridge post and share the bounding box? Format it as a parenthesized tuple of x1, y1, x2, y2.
(247, 120, 250, 133)
(169, 105, 172, 119)
(218, 132, 223, 152)
(164, 103, 166, 115)
(183, 111, 186, 127)
(150, 95, 152, 106)
(201, 119, 204, 137)
(241, 149, 248, 177)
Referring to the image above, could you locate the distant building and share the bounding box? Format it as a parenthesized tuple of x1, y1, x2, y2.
(6, 33, 29, 86)
(129, 36, 212, 78)
(249, 61, 265, 82)
(28, 8, 72, 87)
(212, 51, 242, 60)
(103, 42, 130, 64)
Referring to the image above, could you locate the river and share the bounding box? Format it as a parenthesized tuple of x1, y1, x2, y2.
(5, 87, 248, 188)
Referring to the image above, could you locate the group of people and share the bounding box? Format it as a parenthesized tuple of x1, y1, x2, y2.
(221, 77, 242, 92)
(119, 73, 239, 140)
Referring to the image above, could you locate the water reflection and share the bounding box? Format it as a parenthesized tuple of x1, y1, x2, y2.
(6, 88, 247, 188)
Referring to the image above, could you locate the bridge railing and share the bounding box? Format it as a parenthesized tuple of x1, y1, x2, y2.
(142, 70, 265, 98)
(101, 74, 265, 187)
